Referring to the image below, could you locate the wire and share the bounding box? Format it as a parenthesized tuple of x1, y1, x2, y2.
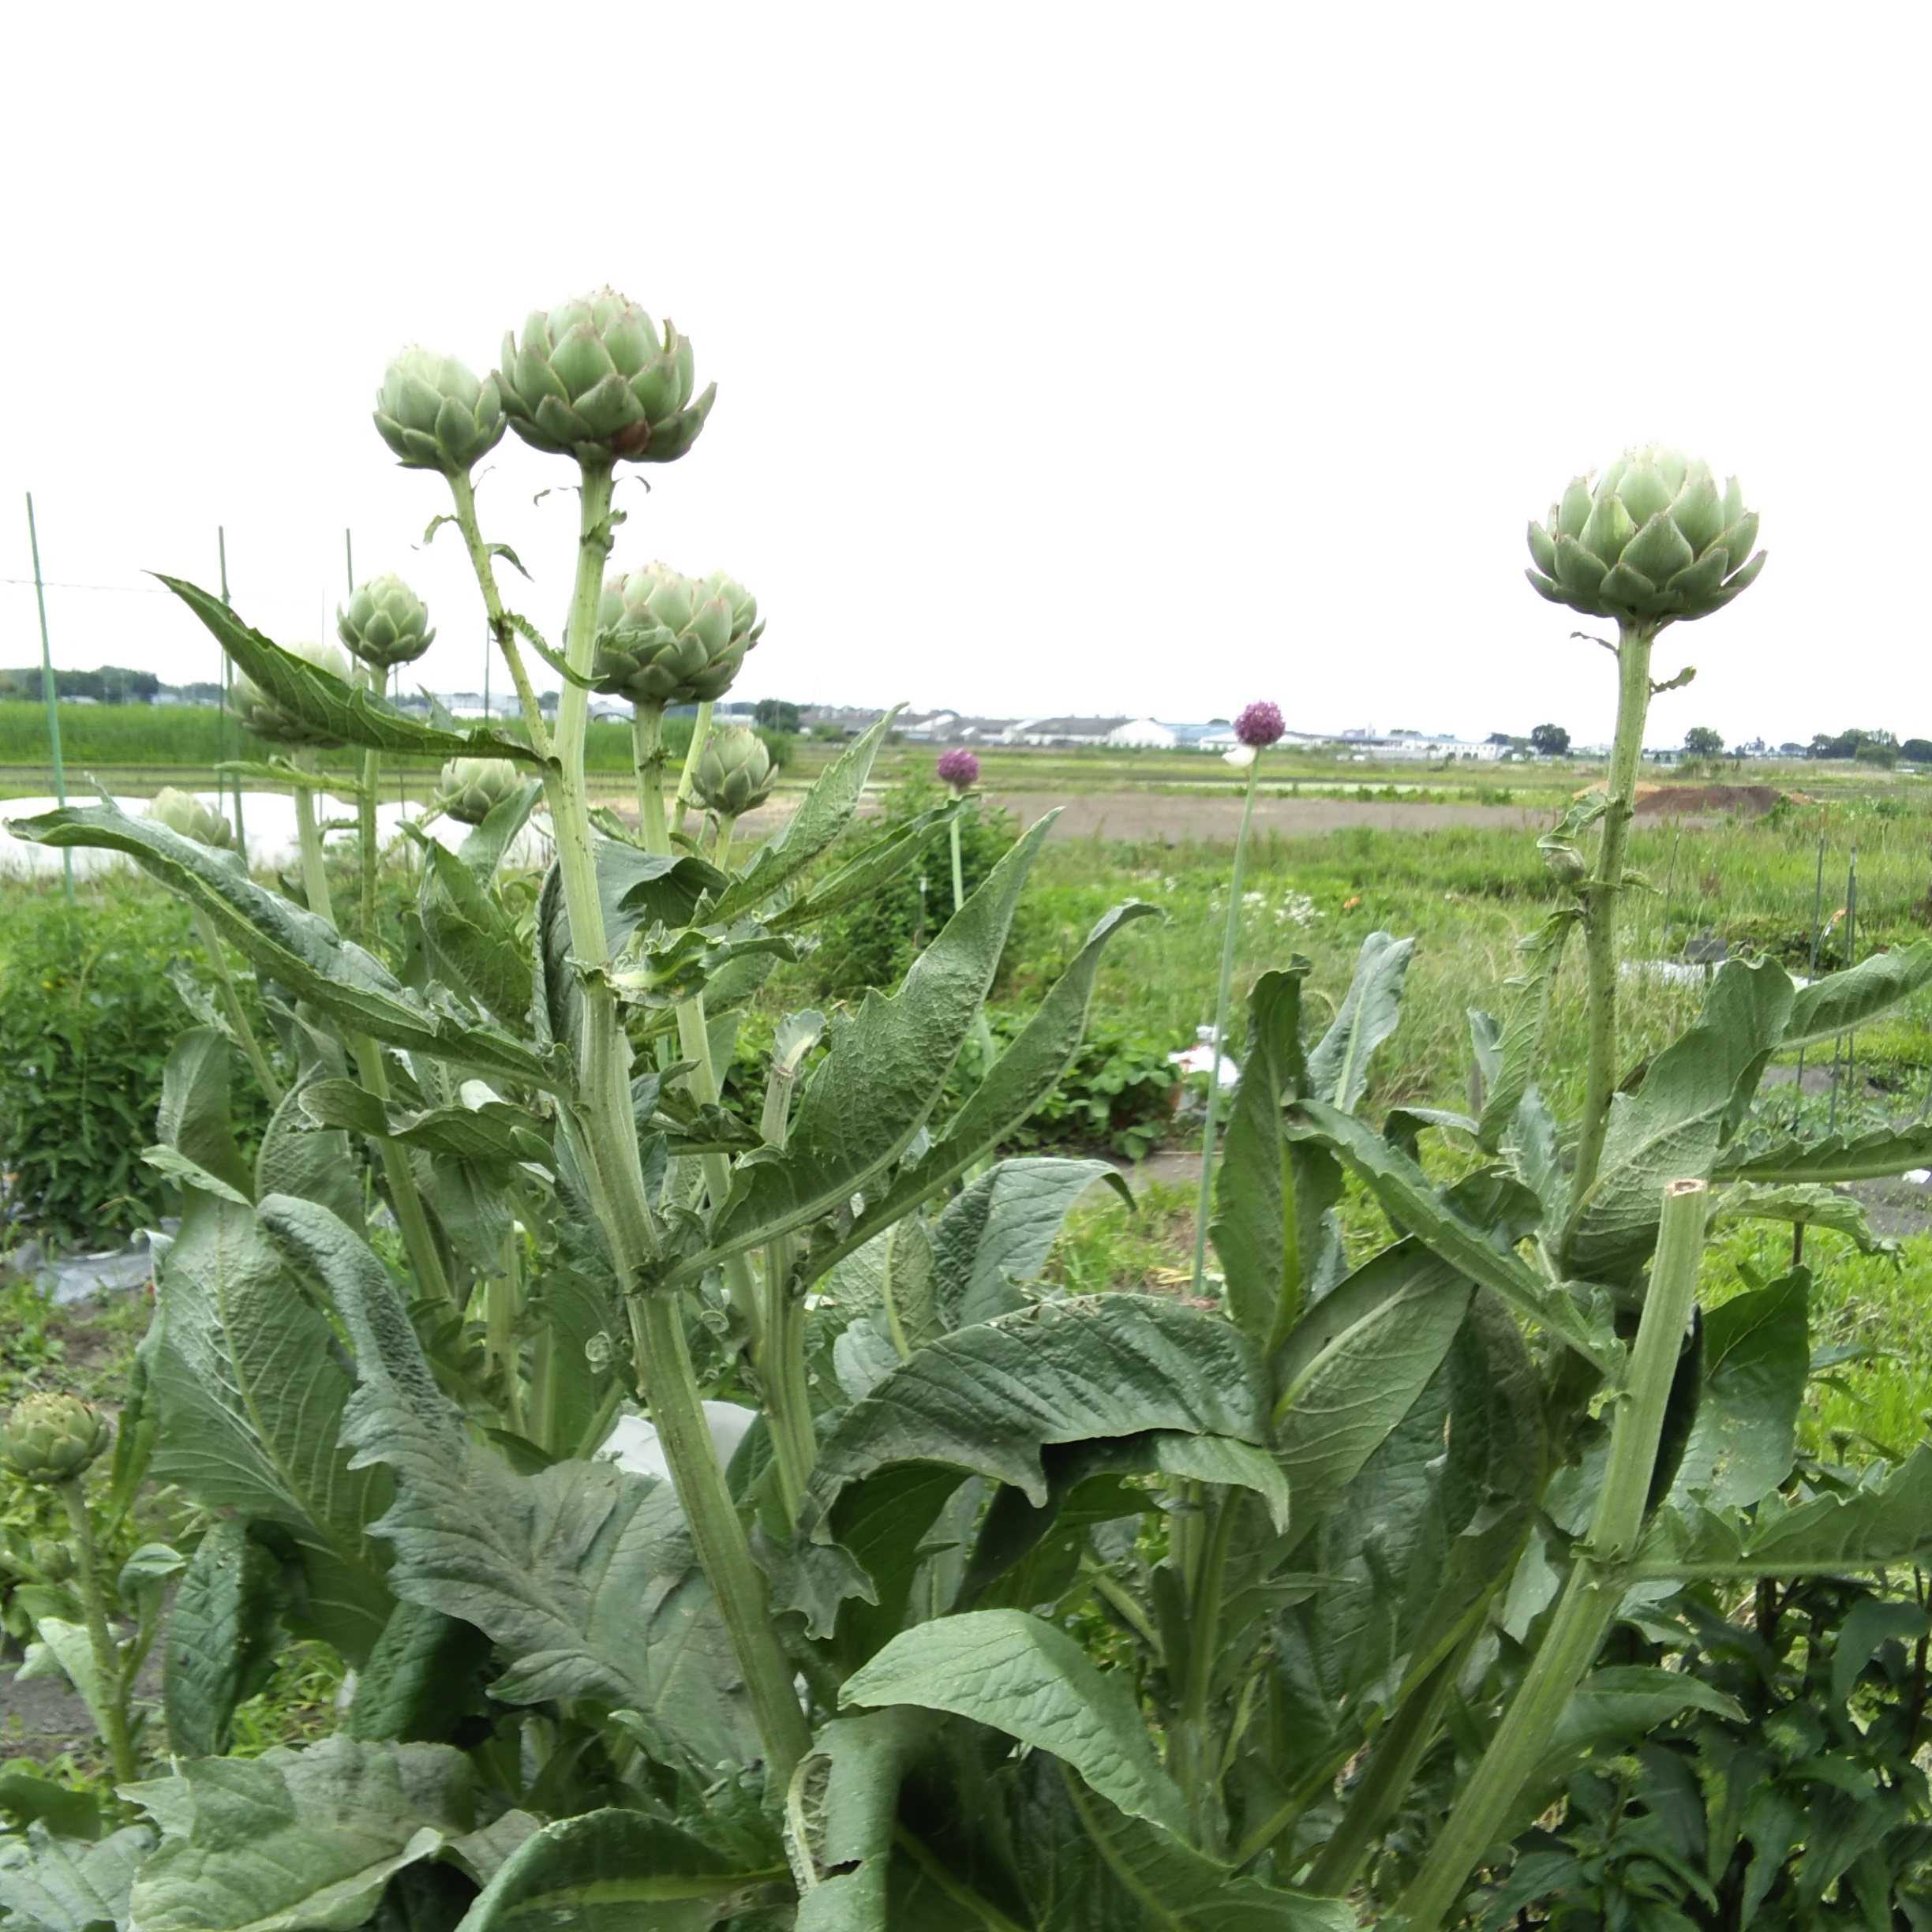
(0, 578, 170, 594)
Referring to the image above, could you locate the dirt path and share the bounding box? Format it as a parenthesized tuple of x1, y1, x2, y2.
(717, 790, 1548, 845)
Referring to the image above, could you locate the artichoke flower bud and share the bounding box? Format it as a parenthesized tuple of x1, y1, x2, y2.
(373, 346, 507, 476)
(338, 574, 436, 672)
(696, 569, 765, 653)
(695, 727, 774, 817)
(1526, 446, 1766, 629)
(29, 1537, 73, 1583)
(231, 638, 352, 749)
(438, 757, 522, 826)
(2, 1394, 111, 1486)
(146, 786, 233, 849)
(590, 562, 754, 706)
(496, 289, 715, 466)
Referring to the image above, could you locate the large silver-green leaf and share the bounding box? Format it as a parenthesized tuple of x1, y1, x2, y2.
(844, 1608, 1188, 1836)
(705, 712, 897, 925)
(160, 574, 543, 765)
(930, 1157, 1126, 1331)
(1638, 1444, 1932, 1580)
(799, 901, 1159, 1290)
(456, 778, 544, 881)
(1306, 931, 1412, 1113)
(148, 1193, 392, 1664)
(163, 1519, 286, 1758)
(125, 1737, 477, 1932)
(257, 1195, 756, 1771)
(789, 1709, 930, 1932)
(1713, 1121, 1932, 1185)
(455, 1808, 780, 1930)
(1061, 1772, 1355, 1931)
(1274, 1241, 1473, 1539)
(8, 799, 562, 1093)
(417, 840, 532, 1026)
(1565, 957, 1795, 1281)
(1476, 910, 1576, 1152)
(1212, 967, 1342, 1355)
(763, 800, 961, 934)
(253, 1076, 362, 1230)
(704, 818, 1053, 1261)
(345, 1601, 493, 1746)
(1781, 940, 1932, 1047)
(0, 1824, 154, 1932)
(155, 1028, 254, 1200)
(1290, 1099, 1613, 1371)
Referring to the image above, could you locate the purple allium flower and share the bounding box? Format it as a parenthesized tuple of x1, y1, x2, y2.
(936, 747, 981, 791)
(1234, 700, 1285, 749)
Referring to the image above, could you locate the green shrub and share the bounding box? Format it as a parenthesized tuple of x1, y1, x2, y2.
(998, 1013, 1181, 1160)
(0, 892, 202, 1245)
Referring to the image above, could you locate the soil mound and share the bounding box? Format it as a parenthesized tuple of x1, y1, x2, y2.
(1631, 783, 1786, 818)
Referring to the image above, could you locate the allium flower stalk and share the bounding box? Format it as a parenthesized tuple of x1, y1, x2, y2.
(938, 749, 982, 913)
(1193, 700, 1282, 1297)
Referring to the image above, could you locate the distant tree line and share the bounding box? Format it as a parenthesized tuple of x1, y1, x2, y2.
(0, 665, 162, 704)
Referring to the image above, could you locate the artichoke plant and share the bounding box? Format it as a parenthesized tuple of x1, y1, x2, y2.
(496, 290, 714, 466)
(337, 574, 435, 672)
(1526, 446, 1765, 627)
(438, 757, 522, 826)
(590, 563, 754, 706)
(2, 1393, 110, 1485)
(232, 638, 351, 747)
(695, 727, 773, 817)
(145, 787, 232, 848)
(373, 346, 506, 476)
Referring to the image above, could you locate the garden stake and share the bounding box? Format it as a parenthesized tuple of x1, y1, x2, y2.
(1395, 1178, 1710, 1932)
(1830, 844, 1858, 1134)
(218, 526, 249, 863)
(24, 494, 72, 902)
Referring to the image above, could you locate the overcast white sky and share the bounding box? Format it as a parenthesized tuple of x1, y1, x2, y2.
(2, 3, 1923, 747)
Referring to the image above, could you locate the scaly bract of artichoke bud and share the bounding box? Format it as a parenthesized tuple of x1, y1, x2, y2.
(2, 1393, 110, 1486)
(145, 786, 233, 849)
(695, 726, 774, 816)
(697, 568, 765, 653)
(231, 638, 353, 748)
(496, 289, 715, 465)
(338, 574, 436, 672)
(590, 562, 754, 706)
(438, 757, 522, 826)
(373, 346, 507, 475)
(1526, 445, 1766, 628)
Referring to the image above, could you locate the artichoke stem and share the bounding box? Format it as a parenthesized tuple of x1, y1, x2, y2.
(1190, 754, 1263, 1296)
(670, 698, 713, 834)
(350, 1032, 453, 1307)
(675, 994, 764, 1351)
(358, 743, 381, 950)
(489, 1223, 523, 1436)
(632, 701, 670, 850)
(445, 469, 552, 762)
(190, 908, 283, 1106)
(58, 1478, 136, 1788)
(713, 812, 736, 871)
(291, 754, 335, 927)
(1395, 1180, 1706, 1932)
(1563, 620, 1655, 1239)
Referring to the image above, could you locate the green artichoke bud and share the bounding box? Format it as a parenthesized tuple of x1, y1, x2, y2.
(146, 786, 232, 849)
(232, 638, 351, 748)
(373, 346, 507, 475)
(1526, 446, 1766, 628)
(697, 569, 764, 654)
(695, 726, 774, 817)
(496, 290, 715, 465)
(2, 1394, 111, 1486)
(29, 1537, 73, 1583)
(438, 757, 522, 826)
(590, 562, 754, 706)
(338, 574, 436, 671)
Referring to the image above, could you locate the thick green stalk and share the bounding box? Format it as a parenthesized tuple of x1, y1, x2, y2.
(632, 701, 670, 850)
(534, 462, 806, 1780)
(445, 469, 552, 761)
(1174, 1487, 1241, 1848)
(489, 1223, 524, 1435)
(754, 1089, 813, 1523)
(674, 995, 765, 1350)
(1565, 623, 1655, 1227)
(1393, 1178, 1707, 1932)
(948, 811, 966, 915)
(1190, 754, 1262, 1294)
(713, 811, 737, 871)
(58, 1480, 135, 1785)
(190, 908, 282, 1106)
(290, 755, 334, 926)
(358, 663, 382, 947)
(671, 698, 713, 834)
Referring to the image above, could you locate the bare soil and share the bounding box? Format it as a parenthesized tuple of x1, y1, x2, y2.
(1631, 784, 1788, 818)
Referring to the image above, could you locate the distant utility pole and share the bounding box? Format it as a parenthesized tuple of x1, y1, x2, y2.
(24, 493, 72, 902)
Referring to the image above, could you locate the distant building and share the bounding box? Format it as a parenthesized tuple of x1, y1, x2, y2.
(1109, 718, 1178, 748)
(1004, 716, 1131, 747)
